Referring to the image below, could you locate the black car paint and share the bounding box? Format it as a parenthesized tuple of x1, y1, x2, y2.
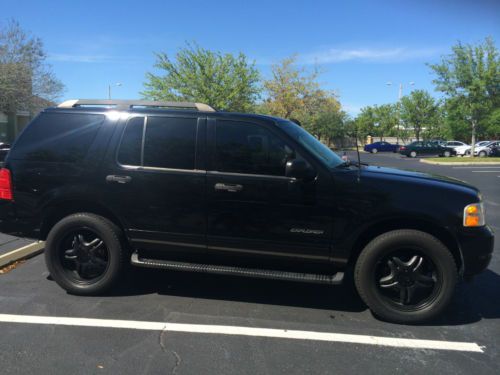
(0, 107, 494, 278)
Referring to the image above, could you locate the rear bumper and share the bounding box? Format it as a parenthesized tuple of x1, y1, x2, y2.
(458, 225, 494, 278)
(0, 201, 39, 239)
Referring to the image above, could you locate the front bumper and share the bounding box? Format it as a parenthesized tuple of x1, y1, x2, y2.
(457, 225, 494, 278)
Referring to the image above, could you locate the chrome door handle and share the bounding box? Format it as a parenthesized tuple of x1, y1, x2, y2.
(214, 183, 243, 192)
(106, 175, 132, 184)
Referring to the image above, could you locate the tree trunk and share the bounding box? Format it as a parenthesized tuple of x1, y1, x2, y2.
(470, 119, 477, 158)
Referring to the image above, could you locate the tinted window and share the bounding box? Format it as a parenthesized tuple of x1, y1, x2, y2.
(279, 120, 343, 168)
(215, 120, 294, 176)
(143, 116, 197, 169)
(117, 117, 144, 166)
(10, 112, 104, 163)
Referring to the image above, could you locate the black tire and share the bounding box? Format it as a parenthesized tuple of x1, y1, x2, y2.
(45, 213, 127, 295)
(354, 229, 457, 324)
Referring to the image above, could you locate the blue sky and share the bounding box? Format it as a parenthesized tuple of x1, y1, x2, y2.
(3, 0, 500, 115)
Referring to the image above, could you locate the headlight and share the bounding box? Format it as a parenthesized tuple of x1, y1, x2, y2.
(463, 202, 486, 227)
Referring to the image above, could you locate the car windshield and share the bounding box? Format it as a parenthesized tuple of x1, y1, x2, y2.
(279, 120, 344, 168)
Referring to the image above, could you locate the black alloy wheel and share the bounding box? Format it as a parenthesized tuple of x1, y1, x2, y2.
(45, 213, 127, 295)
(60, 229, 109, 283)
(354, 229, 457, 323)
(376, 251, 439, 310)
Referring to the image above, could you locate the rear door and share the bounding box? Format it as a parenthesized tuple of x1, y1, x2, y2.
(101, 114, 207, 260)
(205, 118, 332, 269)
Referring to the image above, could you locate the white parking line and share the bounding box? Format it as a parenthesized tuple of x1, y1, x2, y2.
(0, 313, 483, 353)
(453, 166, 500, 169)
(471, 171, 500, 173)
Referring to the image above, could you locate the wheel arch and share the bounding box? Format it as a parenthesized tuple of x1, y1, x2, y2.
(39, 200, 127, 242)
(347, 218, 463, 274)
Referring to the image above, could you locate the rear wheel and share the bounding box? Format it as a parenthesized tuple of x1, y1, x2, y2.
(371, 148, 378, 154)
(443, 151, 451, 157)
(45, 213, 127, 295)
(354, 230, 457, 323)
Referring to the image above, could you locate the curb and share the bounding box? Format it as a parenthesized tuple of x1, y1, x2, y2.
(420, 159, 500, 166)
(0, 241, 45, 268)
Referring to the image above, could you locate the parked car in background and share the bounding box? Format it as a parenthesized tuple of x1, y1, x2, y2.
(399, 141, 456, 158)
(444, 141, 469, 156)
(363, 141, 400, 153)
(474, 141, 500, 157)
(0, 143, 10, 162)
(489, 145, 500, 157)
(463, 141, 491, 156)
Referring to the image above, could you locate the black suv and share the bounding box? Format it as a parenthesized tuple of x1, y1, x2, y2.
(0, 100, 494, 323)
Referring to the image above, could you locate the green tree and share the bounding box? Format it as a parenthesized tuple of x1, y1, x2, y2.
(260, 55, 341, 127)
(0, 20, 64, 115)
(355, 104, 398, 142)
(142, 43, 260, 112)
(429, 37, 500, 155)
(400, 90, 438, 141)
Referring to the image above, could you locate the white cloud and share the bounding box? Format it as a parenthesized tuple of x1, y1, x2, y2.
(300, 47, 440, 64)
(48, 53, 114, 63)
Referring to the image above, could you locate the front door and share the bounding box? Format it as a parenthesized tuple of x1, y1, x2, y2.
(101, 114, 207, 260)
(206, 118, 333, 270)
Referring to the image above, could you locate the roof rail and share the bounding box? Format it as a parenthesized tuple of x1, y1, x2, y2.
(57, 99, 216, 112)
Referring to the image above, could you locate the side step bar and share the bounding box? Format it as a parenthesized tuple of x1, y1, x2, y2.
(130, 252, 344, 285)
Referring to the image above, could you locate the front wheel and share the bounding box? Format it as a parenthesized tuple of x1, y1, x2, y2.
(478, 151, 487, 157)
(45, 213, 127, 295)
(443, 151, 451, 157)
(410, 151, 417, 158)
(354, 229, 457, 323)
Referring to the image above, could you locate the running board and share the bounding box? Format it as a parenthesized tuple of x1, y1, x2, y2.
(130, 252, 344, 285)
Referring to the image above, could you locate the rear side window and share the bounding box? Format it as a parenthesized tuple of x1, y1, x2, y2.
(143, 117, 197, 170)
(117, 116, 197, 170)
(10, 112, 104, 163)
(117, 117, 144, 166)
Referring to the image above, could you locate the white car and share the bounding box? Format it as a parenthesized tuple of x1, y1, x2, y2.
(474, 141, 500, 157)
(461, 141, 491, 156)
(444, 141, 469, 156)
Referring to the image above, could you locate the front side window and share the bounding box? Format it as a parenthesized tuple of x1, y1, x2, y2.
(279, 120, 344, 168)
(215, 120, 294, 176)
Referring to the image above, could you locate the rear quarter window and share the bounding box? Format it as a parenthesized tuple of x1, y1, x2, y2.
(9, 112, 104, 163)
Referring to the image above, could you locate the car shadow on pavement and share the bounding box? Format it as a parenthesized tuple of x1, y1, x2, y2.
(103, 267, 500, 324)
(426, 269, 500, 326)
(108, 268, 367, 313)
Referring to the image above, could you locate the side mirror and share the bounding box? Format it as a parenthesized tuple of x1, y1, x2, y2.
(286, 159, 316, 181)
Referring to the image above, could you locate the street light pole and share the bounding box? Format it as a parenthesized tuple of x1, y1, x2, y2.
(108, 82, 122, 100)
(387, 81, 414, 144)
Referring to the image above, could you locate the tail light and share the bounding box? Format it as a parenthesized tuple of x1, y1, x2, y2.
(0, 168, 14, 201)
(400, 146, 406, 150)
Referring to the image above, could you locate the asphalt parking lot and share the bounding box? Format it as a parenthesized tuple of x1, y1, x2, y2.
(0, 152, 499, 374)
